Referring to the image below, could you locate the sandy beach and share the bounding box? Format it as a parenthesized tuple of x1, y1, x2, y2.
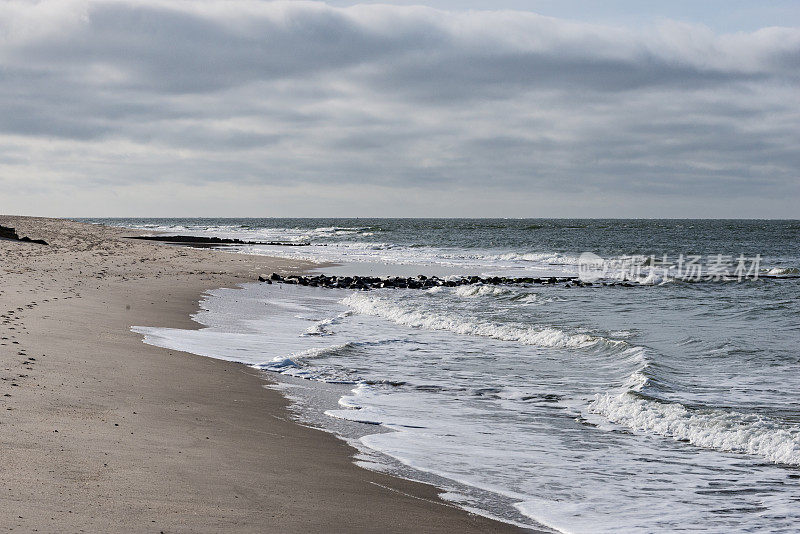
(0, 216, 530, 533)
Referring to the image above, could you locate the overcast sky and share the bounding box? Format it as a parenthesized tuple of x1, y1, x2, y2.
(1, 0, 798, 218)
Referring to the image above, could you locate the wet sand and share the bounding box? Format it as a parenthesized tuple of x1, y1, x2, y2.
(0, 216, 533, 533)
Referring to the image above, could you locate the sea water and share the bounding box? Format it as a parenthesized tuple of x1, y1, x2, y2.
(84, 218, 800, 533)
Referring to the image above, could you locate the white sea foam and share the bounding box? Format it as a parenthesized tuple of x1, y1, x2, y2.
(453, 285, 513, 298)
(287, 343, 354, 362)
(303, 311, 353, 336)
(491, 251, 582, 265)
(766, 267, 800, 276)
(260, 343, 357, 380)
(589, 392, 800, 466)
(635, 271, 675, 285)
(342, 293, 602, 349)
(513, 293, 568, 305)
(589, 343, 800, 466)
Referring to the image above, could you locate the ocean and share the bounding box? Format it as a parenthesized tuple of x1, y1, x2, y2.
(82, 218, 800, 533)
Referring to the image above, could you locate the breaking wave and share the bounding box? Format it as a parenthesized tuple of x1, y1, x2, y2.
(453, 285, 514, 298)
(589, 347, 800, 466)
(342, 293, 610, 349)
(589, 392, 800, 466)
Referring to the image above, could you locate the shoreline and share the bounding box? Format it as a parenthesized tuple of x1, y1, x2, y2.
(0, 216, 535, 533)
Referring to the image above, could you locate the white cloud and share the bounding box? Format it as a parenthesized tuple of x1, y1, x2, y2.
(0, 0, 798, 216)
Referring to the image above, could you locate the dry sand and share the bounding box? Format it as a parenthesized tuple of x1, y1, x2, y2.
(0, 216, 533, 533)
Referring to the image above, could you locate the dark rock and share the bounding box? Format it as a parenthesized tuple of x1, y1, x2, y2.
(0, 225, 48, 245)
(258, 271, 588, 291)
(126, 235, 310, 247)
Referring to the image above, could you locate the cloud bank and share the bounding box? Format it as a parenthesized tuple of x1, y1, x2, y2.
(0, 0, 798, 216)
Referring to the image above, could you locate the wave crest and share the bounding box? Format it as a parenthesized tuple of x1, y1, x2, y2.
(342, 293, 607, 349)
(453, 285, 513, 298)
(589, 392, 800, 465)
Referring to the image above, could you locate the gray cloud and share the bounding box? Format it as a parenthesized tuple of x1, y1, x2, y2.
(0, 0, 798, 217)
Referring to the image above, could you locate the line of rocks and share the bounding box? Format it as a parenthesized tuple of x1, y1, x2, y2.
(126, 235, 310, 247)
(259, 272, 638, 290)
